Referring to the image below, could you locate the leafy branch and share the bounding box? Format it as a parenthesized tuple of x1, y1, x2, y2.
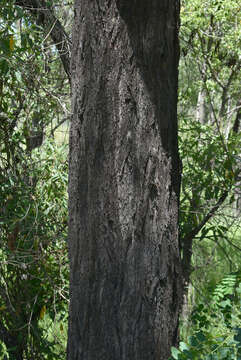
(15, 0, 71, 82)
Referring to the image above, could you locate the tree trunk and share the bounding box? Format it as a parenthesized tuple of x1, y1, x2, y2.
(196, 89, 207, 124)
(68, 1, 182, 360)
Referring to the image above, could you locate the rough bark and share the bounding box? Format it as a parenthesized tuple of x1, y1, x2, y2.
(68, 1, 182, 360)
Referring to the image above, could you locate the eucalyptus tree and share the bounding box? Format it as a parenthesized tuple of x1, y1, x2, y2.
(18, 0, 183, 359)
(5, 1, 241, 358)
(5, 0, 184, 359)
(68, 1, 183, 359)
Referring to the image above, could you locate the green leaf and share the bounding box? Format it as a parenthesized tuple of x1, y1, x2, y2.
(15, 70, 22, 82)
(180, 342, 189, 352)
(189, 336, 199, 347)
(196, 331, 206, 342)
(0, 58, 9, 74)
(171, 347, 181, 359)
(234, 328, 241, 346)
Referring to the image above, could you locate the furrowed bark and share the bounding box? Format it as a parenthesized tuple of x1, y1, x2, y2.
(68, 1, 182, 359)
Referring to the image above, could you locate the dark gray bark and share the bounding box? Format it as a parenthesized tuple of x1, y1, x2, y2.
(68, 1, 182, 360)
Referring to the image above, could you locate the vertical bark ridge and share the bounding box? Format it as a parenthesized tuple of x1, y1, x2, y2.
(68, 1, 182, 359)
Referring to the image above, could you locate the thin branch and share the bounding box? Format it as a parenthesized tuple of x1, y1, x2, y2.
(223, 235, 241, 253)
(208, 237, 233, 272)
(219, 63, 240, 118)
(51, 115, 71, 134)
(181, 190, 228, 286)
(182, 190, 228, 245)
(204, 82, 229, 152)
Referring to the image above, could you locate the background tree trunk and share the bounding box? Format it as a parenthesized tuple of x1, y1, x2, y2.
(196, 89, 207, 124)
(68, 1, 182, 359)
